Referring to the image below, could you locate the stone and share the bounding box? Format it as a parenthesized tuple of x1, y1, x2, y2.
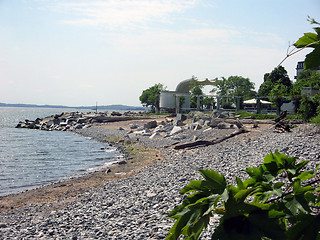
(173, 120, 184, 126)
(0, 223, 7, 228)
(217, 112, 228, 118)
(216, 122, 231, 129)
(144, 120, 157, 129)
(130, 124, 139, 129)
(176, 114, 187, 122)
(111, 111, 122, 116)
(60, 122, 68, 127)
(170, 126, 183, 136)
(118, 160, 127, 165)
(77, 118, 86, 124)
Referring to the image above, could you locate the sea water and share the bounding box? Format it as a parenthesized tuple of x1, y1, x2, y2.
(0, 107, 120, 196)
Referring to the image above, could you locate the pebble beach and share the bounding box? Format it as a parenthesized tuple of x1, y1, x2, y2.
(1, 119, 320, 240)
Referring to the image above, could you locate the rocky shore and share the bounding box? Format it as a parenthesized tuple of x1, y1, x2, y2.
(1, 113, 320, 239)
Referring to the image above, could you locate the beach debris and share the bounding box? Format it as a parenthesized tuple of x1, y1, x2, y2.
(272, 111, 292, 133)
(274, 120, 291, 133)
(173, 126, 248, 150)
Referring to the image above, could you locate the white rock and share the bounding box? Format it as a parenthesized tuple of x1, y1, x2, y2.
(170, 126, 183, 136)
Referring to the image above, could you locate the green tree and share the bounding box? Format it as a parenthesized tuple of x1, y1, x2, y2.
(139, 83, 165, 113)
(292, 70, 320, 96)
(297, 95, 317, 120)
(213, 76, 256, 108)
(258, 66, 292, 97)
(258, 66, 292, 114)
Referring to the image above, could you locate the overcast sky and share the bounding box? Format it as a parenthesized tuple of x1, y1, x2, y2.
(0, 0, 319, 107)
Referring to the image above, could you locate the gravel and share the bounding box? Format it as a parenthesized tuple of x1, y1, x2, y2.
(1, 123, 320, 239)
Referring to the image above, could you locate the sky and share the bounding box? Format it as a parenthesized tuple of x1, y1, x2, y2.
(0, 0, 319, 107)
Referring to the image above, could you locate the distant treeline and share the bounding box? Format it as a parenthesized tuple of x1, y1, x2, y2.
(0, 103, 148, 111)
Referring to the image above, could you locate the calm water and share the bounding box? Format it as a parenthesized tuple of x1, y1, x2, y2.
(0, 107, 121, 196)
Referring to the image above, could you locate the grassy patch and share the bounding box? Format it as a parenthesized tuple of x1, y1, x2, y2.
(310, 114, 320, 124)
(236, 110, 298, 120)
(236, 111, 277, 119)
(124, 146, 139, 156)
(106, 136, 122, 143)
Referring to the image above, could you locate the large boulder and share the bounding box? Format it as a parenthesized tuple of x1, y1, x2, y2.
(111, 111, 122, 116)
(144, 120, 157, 129)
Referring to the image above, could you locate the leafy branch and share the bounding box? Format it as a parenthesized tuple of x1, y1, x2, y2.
(166, 151, 320, 240)
(278, 16, 320, 70)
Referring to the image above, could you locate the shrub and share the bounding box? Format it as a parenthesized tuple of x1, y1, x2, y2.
(297, 95, 317, 120)
(310, 114, 320, 125)
(166, 151, 320, 240)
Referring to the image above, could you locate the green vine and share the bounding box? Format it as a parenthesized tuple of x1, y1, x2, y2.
(166, 151, 320, 239)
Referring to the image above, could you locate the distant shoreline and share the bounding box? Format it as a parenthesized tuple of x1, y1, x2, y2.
(0, 102, 148, 111)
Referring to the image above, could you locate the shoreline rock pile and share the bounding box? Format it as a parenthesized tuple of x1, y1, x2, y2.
(15, 111, 139, 131)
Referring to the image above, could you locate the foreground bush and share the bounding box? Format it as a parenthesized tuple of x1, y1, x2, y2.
(166, 151, 320, 239)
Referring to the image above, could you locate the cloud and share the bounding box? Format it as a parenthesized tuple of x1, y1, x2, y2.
(51, 0, 198, 29)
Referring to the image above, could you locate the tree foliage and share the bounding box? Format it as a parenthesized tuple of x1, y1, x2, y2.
(213, 76, 256, 98)
(291, 70, 320, 97)
(258, 66, 292, 98)
(166, 151, 320, 240)
(213, 76, 256, 108)
(139, 83, 166, 112)
(190, 84, 204, 109)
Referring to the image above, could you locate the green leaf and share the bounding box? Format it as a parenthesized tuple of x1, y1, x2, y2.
(166, 208, 194, 240)
(236, 177, 244, 189)
(180, 180, 216, 195)
(295, 171, 314, 181)
(284, 196, 300, 215)
(284, 193, 312, 215)
(294, 32, 319, 48)
(243, 178, 255, 188)
(268, 209, 286, 219)
(246, 166, 264, 181)
(293, 180, 315, 195)
(198, 169, 227, 194)
(234, 188, 256, 203)
(304, 46, 320, 69)
(263, 153, 280, 176)
(168, 192, 204, 217)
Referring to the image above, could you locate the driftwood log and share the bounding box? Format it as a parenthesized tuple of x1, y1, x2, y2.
(273, 111, 287, 123)
(273, 111, 291, 133)
(174, 120, 248, 150)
